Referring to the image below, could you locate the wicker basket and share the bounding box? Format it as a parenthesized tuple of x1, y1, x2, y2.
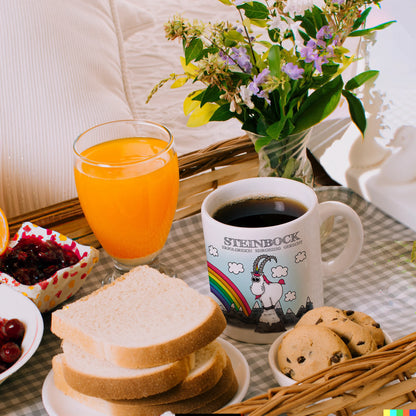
(218, 332, 416, 416)
(175, 134, 258, 220)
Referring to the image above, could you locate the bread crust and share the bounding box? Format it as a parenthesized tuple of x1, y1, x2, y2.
(51, 266, 227, 368)
(53, 355, 238, 416)
(136, 340, 228, 404)
(60, 352, 193, 400)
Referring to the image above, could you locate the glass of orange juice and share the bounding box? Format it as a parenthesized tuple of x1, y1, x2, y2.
(73, 120, 179, 281)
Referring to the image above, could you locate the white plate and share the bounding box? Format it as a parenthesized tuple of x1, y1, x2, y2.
(0, 284, 44, 384)
(218, 337, 250, 405)
(42, 338, 250, 416)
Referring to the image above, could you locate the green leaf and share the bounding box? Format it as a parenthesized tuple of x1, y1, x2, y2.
(184, 38, 203, 65)
(299, 15, 316, 38)
(209, 103, 234, 122)
(266, 119, 285, 140)
(352, 7, 372, 30)
(224, 29, 245, 43)
(248, 18, 268, 28)
(311, 5, 327, 28)
(267, 45, 281, 77)
(349, 21, 396, 37)
(298, 29, 310, 43)
(322, 63, 339, 76)
(197, 46, 219, 60)
(253, 135, 273, 152)
(217, 0, 233, 4)
(345, 70, 379, 90)
(194, 85, 222, 106)
(342, 90, 366, 136)
(237, 1, 269, 20)
(293, 75, 343, 133)
(268, 28, 280, 43)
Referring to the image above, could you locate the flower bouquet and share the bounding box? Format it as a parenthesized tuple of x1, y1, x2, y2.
(148, 0, 394, 182)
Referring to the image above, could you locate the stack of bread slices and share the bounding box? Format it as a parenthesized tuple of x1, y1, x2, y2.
(50, 266, 238, 415)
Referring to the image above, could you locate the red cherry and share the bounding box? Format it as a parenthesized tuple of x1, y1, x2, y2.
(2, 319, 25, 342)
(0, 342, 21, 363)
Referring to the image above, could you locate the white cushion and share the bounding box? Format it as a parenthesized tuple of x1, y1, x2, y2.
(116, 0, 155, 40)
(0, 0, 138, 217)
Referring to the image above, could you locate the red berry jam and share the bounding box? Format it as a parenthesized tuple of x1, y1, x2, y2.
(0, 235, 80, 285)
(0, 317, 25, 372)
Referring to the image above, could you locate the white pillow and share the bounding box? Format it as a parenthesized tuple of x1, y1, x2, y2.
(0, 0, 138, 217)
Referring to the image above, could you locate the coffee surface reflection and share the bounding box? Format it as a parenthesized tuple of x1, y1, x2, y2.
(213, 196, 307, 228)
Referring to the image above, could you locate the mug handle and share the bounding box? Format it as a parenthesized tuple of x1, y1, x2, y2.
(319, 201, 364, 276)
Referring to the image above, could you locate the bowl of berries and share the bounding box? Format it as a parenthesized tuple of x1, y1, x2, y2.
(0, 284, 44, 384)
(0, 222, 99, 312)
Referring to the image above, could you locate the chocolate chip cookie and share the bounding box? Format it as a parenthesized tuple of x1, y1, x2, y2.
(317, 318, 378, 357)
(344, 310, 385, 348)
(277, 325, 352, 381)
(296, 306, 347, 326)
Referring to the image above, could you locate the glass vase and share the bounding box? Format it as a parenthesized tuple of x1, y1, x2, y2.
(247, 128, 314, 187)
(248, 128, 333, 239)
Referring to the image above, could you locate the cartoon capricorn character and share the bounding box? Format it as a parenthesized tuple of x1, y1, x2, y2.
(250, 255, 285, 327)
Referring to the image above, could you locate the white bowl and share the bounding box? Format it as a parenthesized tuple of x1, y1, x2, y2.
(268, 330, 297, 386)
(0, 284, 44, 384)
(268, 328, 393, 386)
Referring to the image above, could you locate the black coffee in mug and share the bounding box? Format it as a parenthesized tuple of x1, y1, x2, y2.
(212, 196, 307, 228)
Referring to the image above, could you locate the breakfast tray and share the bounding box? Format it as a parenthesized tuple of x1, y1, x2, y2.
(2, 185, 416, 416)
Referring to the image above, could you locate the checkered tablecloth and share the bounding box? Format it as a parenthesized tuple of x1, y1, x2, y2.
(2, 187, 416, 416)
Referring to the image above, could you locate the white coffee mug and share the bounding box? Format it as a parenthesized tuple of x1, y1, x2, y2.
(201, 178, 364, 344)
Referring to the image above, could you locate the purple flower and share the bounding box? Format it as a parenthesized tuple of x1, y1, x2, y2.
(332, 0, 345, 4)
(300, 40, 318, 63)
(253, 68, 270, 85)
(317, 25, 333, 40)
(246, 69, 271, 103)
(282, 62, 304, 80)
(313, 55, 329, 73)
(229, 47, 253, 73)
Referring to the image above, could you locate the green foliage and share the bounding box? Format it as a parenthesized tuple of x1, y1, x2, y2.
(150, 0, 394, 152)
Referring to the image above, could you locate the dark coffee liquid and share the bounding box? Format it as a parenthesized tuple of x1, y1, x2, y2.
(213, 196, 307, 227)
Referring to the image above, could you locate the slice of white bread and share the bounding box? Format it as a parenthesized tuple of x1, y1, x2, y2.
(59, 339, 227, 401)
(136, 340, 227, 404)
(52, 355, 238, 416)
(51, 266, 226, 368)
(59, 341, 194, 400)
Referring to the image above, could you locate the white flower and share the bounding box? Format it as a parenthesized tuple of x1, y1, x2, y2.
(268, 16, 289, 32)
(283, 17, 304, 49)
(239, 85, 255, 109)
(268, 15, 303, 49)
(283, 0, 314, 17)
(282, 38, 294, 51)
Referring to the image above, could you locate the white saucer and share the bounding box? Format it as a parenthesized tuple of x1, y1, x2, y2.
(42, 338, 250, 415)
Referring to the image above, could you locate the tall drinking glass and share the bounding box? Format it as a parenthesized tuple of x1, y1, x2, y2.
(73, 120, 179, 282)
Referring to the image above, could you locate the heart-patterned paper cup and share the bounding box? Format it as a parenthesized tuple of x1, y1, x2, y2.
(0, 222, 99, 312)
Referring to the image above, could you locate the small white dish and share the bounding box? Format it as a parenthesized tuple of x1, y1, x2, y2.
(0, 284, 44, 384)
(268, 328, 393, 386)
(0, 221, 99, 312)
(268, 330, 296, 386)
(42, 338, 250, 416)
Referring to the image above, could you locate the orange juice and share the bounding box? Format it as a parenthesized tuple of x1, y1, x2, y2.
(74, 137, 179, 264)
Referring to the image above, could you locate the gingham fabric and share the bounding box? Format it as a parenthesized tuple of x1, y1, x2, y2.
(2, 187, 416, 415)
